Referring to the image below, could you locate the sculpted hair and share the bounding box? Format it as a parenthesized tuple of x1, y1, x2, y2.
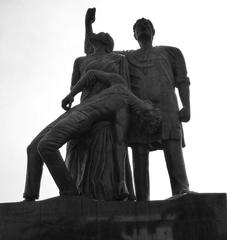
(133, 18, 155, 36)
(104, 33, 114, 53)
(89, 32, 114, 53)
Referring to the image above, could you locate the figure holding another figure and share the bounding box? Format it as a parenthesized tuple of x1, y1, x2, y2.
(23, 68, 160, 201)
(85, 8, 191, 200)
(23, 31, 160, 201)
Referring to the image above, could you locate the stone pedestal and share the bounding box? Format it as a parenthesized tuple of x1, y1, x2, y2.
(0, 193, 226, 240)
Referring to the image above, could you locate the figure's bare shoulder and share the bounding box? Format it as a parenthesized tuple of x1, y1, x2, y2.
(73, 56, 87, 66)
(73, 54, 102, 68)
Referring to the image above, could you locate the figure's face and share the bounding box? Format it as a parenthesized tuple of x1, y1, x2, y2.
(134, 20, 154, 41)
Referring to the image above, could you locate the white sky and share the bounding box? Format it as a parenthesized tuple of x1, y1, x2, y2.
(0, 0, 227, 202)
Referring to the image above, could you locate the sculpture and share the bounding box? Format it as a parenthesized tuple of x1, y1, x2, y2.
(85, 8, 191, 200)
(23, 33, 160, 201)
(65, 32, 135, 201)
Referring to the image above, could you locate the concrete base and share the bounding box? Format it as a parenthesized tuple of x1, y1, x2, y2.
(0, 193, 227, 240)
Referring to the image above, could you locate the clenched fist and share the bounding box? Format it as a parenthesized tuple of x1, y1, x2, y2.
(85, 8, 96, 25)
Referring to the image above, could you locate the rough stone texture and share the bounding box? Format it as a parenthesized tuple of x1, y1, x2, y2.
(0, 193, 227, 240)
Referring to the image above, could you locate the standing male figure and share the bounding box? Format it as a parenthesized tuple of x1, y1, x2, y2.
(84, 8, 191, 201)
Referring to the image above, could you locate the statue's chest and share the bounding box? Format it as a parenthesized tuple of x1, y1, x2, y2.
(127, 54, 164, 82)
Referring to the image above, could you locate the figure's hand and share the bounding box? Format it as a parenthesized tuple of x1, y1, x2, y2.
(179, 107, 190, 122)
(85, 8, 96, 25)
(61, 94, 74, 111)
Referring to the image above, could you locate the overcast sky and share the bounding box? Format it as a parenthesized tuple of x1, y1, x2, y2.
(0, 0, 227, 202)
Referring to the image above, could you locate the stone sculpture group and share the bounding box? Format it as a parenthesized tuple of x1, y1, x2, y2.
(23, 8, 191, 202)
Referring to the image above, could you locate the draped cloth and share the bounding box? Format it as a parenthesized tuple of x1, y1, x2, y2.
(65, 121, 135, 201)
(65, 53, 135, 200)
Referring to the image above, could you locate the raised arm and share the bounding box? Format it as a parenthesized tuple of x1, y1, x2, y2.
(84, 8, 130, 55)
(84, 8, 95, 55)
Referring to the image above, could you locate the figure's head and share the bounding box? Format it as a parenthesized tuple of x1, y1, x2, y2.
(133, 18, 155, 42)
(134, 101, 161, 134)
(89, 32, 114, 53)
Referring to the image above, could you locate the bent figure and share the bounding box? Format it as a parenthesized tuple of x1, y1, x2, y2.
(23, 69, 160, 201)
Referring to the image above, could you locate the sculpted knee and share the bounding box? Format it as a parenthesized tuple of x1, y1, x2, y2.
(37, 138, 58, 160)
(37, 140, 50, 158)
(27, 142, 37, 155)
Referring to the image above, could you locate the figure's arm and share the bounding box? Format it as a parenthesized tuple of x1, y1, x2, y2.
(71, 70, 127, 94)
(174, 48, 191, 122)
(178, 83, 190, 122)
(84, 8, 96, 55)
(61, 68, 92, 111)
(70, 58, 81, 90)
(62, 71, 95, 110)
(62, 70, 127, 110)
(84, 8, 130, 55)
(114, 107, 129, 199)
(91, 70, 128, 86)
(61, 58, 81, 110)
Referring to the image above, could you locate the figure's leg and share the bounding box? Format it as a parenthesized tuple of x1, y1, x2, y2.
(114, 143, 129, 200)
(125, 151, 136, 201)
(24, 137, 45, 200)
(23, 112, 68, 200)
(163, 139, 189, 195)
(37, 111, 90, 196)
(114, 108, 131, 200)
(132, 144, 150, 201)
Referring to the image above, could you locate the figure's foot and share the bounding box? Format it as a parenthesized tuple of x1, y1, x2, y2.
(167, 190, 198, 200)
(23, 197, 35, 202)
(181, 190, 197, 194)
(116, 181, 129, 201)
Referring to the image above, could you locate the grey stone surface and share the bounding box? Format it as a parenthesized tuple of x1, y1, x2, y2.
(0, 193, 227, 240)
